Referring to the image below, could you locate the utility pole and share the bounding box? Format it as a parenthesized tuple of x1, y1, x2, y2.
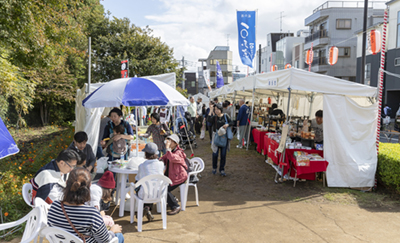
(360, 0, 368, 84)
(227, 34, 230, 47)
(87, 37, 91, 94)
(182, 56, 185, 90)
(259, 44, 262, 73)
(279, 12, 285, 33)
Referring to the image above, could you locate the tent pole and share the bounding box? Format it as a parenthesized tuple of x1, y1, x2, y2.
(308, 93, 315, 118)
(136, 107, 139, 157)
(246, 77, 256, 151)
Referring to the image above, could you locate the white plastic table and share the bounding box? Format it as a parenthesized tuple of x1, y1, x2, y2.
(108, 157, 146, 217)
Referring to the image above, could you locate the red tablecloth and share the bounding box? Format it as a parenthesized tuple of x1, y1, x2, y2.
(285, 149, 328, 180)
(265, 136, 279, 164)
(264, 136, 329, 180)
(252, 129, 268, 153)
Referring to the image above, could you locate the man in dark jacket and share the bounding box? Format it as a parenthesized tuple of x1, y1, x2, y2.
(68, 131, 97, 177)
(236, 99, 250, 148)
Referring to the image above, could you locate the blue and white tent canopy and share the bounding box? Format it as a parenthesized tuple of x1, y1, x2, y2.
(0, 117, 19, 159)
(82, 77, 189, 108)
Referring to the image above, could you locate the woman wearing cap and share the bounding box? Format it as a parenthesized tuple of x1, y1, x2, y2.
(160, 134, 187, 215)
(135, 142, 164, 221)
(207, 103, 235, 176)
(48, 168, 124, 243)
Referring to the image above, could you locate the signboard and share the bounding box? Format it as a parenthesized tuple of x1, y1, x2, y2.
(266, 79, 278, 87)
(237, 10, 256, 68)
(203, 69, 211, 91)
(121, 60, 128, 78)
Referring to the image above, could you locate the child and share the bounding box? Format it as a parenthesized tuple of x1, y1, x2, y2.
(90, 171, 116, 227)
(76, 150, 97, 179)
(104, 124, 128, 160)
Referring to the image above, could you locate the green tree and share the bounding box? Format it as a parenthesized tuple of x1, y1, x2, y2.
(90, 17, 178, 82)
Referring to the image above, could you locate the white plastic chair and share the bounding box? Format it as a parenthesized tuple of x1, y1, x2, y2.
(180, 157, 205, 211)
(41, 226, 119, 243)
(129, 174, 172, 232)
(34, 198, 51, 243)
(22, 183, 33, 207)
(0, 207, 43, 243)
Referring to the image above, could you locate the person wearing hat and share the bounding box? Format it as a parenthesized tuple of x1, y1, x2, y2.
(90, 171, 116, 214)
(135, 143, 164, 222)
(207, 103, 235, 176)
(160, 134, 188, 215)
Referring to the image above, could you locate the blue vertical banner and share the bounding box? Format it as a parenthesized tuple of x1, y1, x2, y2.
(237, 10, 256, 68)
(216, 61, 224, 88)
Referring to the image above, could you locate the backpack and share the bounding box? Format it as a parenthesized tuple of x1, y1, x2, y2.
(112, 138, 127, 157)
(387, 107, 392, 117)
(184, 111, 192, 121)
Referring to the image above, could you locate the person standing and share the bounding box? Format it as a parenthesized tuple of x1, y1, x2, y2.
(236, 99, 250, 148)
(205, 101, 215, 143)
(195, 97, 203, 134)
(207, 104, 235, 176)
(187, 96, 197, 135)
(311, 110, 323, 146)
(157, 106, 171, 127)
(141, 113, 170, 156)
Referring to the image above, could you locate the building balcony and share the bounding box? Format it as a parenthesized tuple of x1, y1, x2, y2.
(304, 30, 329, 50)
(304, 57, 329, 73)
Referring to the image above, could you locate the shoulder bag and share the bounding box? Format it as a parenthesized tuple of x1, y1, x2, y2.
(224, 114, 233, 140)
(61, 202, 90, 243)
(213, 116, 227, 147)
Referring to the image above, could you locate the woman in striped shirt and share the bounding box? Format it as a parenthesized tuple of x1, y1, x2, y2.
(48, 168, 124, 243)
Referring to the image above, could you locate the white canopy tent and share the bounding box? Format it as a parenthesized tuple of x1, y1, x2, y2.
(209, 68, 378, 188)
(75, 73, 177, 153)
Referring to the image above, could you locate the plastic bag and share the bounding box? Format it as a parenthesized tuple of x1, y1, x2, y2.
(200, 127, 205, 139)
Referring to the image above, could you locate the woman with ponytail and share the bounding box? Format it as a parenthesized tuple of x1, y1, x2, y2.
(48, 168, 124, 243)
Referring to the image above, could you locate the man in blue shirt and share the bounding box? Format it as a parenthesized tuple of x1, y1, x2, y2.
(236, 99, 250, 148)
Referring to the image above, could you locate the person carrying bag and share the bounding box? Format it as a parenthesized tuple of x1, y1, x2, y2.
(208, 103, 234, 177)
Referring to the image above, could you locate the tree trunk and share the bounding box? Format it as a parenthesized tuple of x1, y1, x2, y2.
(40, 101, 49, 126)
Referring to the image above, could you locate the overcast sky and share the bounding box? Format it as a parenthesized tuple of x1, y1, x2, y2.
(101, 0, 370, 73)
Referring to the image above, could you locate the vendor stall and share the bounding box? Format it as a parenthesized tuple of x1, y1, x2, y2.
(209, 68, 378, 188)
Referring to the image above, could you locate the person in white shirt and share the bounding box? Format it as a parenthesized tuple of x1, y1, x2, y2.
(135, 143, 164, 221)
(156, 106, 171, 126)
(187, 96, 197, 134)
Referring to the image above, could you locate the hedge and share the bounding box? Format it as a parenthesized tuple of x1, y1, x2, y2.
(377, 143, 400, 193)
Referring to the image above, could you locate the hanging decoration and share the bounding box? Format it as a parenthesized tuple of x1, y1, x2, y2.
(305, 49, 314, 65)
(328, 46, 338, 66)
(369, 29, 381, 55)
(285, 64, 292, 69)
(271, 65, 278, 72)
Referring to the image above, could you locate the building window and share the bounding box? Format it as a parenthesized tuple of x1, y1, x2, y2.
(365, 63, 371, 85)
(336, 19, 352, 29)
(395, 57, 400, 66)
(397, 11, 400, 48)
(338, 47, 351, 57)
(191, 81, 196, 87)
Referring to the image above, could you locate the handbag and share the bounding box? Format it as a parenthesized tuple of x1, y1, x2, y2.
(214, 132, 227, 147)
(224, 114, 233, 140)
(61, 202, 90, 243)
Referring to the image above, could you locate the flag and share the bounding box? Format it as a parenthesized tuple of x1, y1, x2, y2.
(216, 61, 224, 88)
(203, 69, 211, 91)
(237, 11, 256, 68)
(0, 117, 19, 159)
(121, 60, 128, 78)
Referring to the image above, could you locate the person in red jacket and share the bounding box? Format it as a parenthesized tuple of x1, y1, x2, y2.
(160, 134, 188, 215)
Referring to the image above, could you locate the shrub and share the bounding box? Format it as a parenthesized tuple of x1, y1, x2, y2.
(377, 143, 400, 194)
(0, 126, 74, 225)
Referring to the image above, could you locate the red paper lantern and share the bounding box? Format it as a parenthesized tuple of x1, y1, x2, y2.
(271, 65, 278, 72)
(285, 64, 292, 69)
(328, 46, 338, 66)
(305, 50, 314, 65)
(369, 29, 381, 55)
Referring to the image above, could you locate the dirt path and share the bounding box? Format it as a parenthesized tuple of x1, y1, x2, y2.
(5, 134, 400, 243)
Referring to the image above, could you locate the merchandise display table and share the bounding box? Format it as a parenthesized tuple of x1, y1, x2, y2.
(252, 129, 268, 153)
(264, 136, 329, 183)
